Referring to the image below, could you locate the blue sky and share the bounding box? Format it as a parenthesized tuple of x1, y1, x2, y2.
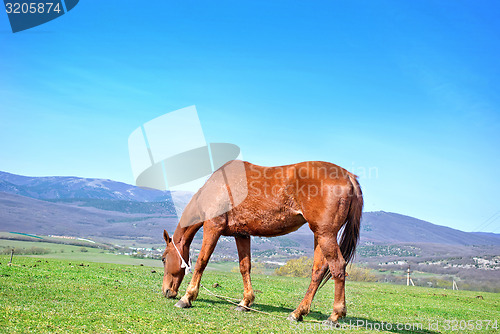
(1, 1, 499, 232)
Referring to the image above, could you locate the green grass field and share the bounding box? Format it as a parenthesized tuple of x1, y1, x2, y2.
(1, 255, 498, 334)
(0, 239, 163, 268)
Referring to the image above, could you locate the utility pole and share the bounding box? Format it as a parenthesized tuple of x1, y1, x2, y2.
(7, 249, 14, 266)
(406, 265, 414, 286)
(452, 280, 459, 290)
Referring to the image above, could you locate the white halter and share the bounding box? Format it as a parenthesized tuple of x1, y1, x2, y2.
(172, 241, 192, 275)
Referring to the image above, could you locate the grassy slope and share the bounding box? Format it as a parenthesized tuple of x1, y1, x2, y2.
(0, 239, 242, 271)
(0, 239, 241, 270)
(1, 256, 499, 334)
(0, 239, 163, 268)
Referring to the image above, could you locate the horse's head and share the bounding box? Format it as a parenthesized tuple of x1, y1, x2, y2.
(161, 230, 186, 298)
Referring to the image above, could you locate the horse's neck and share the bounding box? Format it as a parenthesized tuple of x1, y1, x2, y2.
(172, 222, 203, 254)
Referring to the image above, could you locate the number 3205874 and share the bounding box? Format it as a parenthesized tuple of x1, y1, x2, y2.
(5, 2, 62, 14)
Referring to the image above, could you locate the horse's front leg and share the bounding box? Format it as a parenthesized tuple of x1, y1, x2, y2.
(234, 236, 255, 311)
(175, 224, 222, 308)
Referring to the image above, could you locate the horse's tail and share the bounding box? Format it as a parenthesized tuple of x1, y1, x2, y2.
(340, 173, 363, 264)
(320, 173, 363, 289)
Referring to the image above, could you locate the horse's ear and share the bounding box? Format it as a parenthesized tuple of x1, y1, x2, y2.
(163, 230, 171, 244)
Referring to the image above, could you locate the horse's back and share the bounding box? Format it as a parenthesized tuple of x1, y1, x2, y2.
(219, 161, 355, 237)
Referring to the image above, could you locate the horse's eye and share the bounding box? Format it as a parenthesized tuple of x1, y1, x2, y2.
(161, 257, 166, 264)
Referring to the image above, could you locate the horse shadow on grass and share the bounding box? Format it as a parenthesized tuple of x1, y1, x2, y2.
(194, 297, 439, 334)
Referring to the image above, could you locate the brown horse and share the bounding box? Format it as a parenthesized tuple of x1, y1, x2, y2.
(161, 160, 362, 324)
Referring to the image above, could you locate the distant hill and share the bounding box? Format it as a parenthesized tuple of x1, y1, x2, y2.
(471, 232, 500, 240)
(360, 211, 500, 246)
(0, 171, 499, 249)
(0, 171, 190, 203)
(0, 192, 179, 243)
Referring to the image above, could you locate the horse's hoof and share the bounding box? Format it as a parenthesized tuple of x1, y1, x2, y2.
(234, 305, 250, 312)
(174, 299, 191, 308)
(286, 313, 303, 322)
(323, 319, 340, 328)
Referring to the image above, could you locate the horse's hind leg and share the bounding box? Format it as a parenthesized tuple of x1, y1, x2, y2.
(307, 201, 350, 323)
(287, 236, 328, 321)
(315, 233, 346, 323)
(304, 196, 350, 322)
(175, 221, 223, 309)
(234, 236, 255, 311)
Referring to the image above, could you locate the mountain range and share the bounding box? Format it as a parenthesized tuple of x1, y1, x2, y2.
(0, 171, 175, 202)
(0, 171, 499, 249)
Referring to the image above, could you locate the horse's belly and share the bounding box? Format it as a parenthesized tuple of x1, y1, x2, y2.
(225, 212, 307, 237)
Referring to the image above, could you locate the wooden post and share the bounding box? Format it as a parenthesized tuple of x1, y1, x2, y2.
(8, 248, 14, 266)
(407, 266, 410, 286)
(406, 265, 414, 286)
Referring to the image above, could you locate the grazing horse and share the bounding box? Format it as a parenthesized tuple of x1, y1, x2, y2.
(161, 160, 362, 324)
